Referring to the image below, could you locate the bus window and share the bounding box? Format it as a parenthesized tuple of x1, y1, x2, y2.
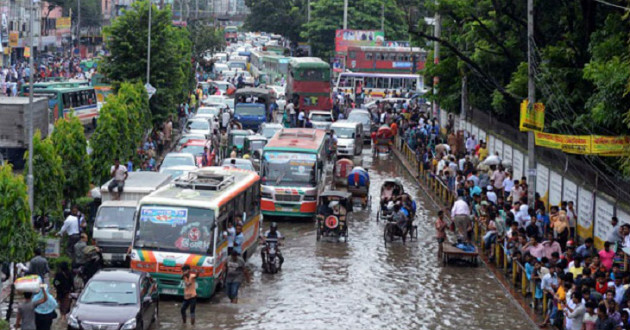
(366, 52, 372, 60)
(410, 79, 417, 91)
(376, 77, 386, 89)
(245, 186, 254, 216)
(365, 76, 375, 88)
(235, 192, 245, 219)
(63, 93, 71, 109)
(396, 54, 404, 61)
(388, 53, 396, 61)
(391, 78, 402, 89)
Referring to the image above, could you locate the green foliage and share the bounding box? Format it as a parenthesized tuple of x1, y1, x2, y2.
(303, 0, 407, 59)
(0, 319, 9, 330)
(48, 255, 73, 272)
(102, 1, 192, 123)
(24, 131, 64, 220)
(117, 82, 152, 146)
(90, 105, 124, 185)
(244, 0, 306, 43)
(0, 165, 38, 262)
(188, 21, 226, 61)
(51, 115, 91, 201)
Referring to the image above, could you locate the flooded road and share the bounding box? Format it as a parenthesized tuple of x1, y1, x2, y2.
(151, 149, 534, 330)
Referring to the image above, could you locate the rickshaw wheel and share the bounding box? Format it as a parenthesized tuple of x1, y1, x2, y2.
(383, 224, 393, 245)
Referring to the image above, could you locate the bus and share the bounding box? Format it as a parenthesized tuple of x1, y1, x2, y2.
(224, 26, 238, 43)
(334, 72, 425, 98)
(250, 51, 290, 85)
(345, 46, 427, 73)
(22, 85, 99, 127)
(130, 167, 261, 298)
(260, 128, 328, 219)
(286, 57, 332, 112)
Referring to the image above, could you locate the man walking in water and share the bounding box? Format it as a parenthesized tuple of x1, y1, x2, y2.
(181, 265, 197, 325)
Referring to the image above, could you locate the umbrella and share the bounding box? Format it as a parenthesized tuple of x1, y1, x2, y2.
(482, 155, 501, 166)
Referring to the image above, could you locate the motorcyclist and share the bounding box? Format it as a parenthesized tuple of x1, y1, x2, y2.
(260, 222, 284, 269)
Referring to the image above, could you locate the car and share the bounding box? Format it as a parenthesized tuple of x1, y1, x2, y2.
(208, 81, 235, 96)
(67, 269, 158, 330)
(159, 165, 198, 179)
(196, 106, 221, 118)
(309, 110, 334, 131)
(185, 118, 212, 136)
(259, 122, 283, 139)
(220, 158, 256, 172)
(205, 95, 234, 110)
(362, 97, 409, 112)
(177, 134, 206, 149)
(160, 152, 196, 170)
(347, 109, 374, 142)
(178, 139, 215, 167)
(192, 114, 218, 132)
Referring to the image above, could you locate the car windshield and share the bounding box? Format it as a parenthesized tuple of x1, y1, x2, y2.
(162, 155, 194, 168)
(222, 160, 254, 171)
(311, 114, 332, 122)
(80, 281, 137, 305)
(262, 152, 317, 187)
(198, 108, 220, 116)
(235, 105, 265, 116)
(249, 140, 266, 151)
(335, 127, 355, 139)
(135, 206, 214, 254)
(95, 206, 135, 229)
(348, 113, 371, 126)
(180, 145, 205, 155)
(261, 127, 280, 139)
(187, 121, 209, 131)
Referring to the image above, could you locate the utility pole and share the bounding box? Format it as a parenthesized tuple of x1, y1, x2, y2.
(77, 0, 81, 51)
(343, 0, 348, 29)
(381, 1, 384, 32)
(527, 0, 536, 208)
(433, 0, 440, 124)
(26, 1, 35, 219)
(146, 0, 151, 84)
(195, 0, 198, 18)
(307, 0, 310, 22)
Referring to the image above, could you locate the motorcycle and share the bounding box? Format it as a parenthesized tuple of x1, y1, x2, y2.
(261, 240, 282, 274)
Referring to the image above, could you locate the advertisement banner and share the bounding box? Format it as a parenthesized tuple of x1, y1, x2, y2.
(591, 135, 630, 156)
(24, 47, 30, 58)
(519, 99, 545, 132)
(56, 17, 71, 29)
(549, 171, 563, 209)
(536, 164, 550, 208)
(495, 138, 504, 159)
(578, 186, 594, 240)
(383, 40, 410, 47)
(594, 194, 615, 249)
(512, 149, 524, 182)
(335, 29, 385, 53)
(503, 144, 513, 169)
(9, 31, 18, 47)
(617, 208, 630, 227)
(535, 132, 591, 154)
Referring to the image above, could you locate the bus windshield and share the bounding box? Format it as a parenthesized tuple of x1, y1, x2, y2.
(262, 152, 317, 187)
(135, 206, 214, 255)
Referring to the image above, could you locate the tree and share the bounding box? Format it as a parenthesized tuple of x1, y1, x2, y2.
(243, 0, 306, 43)
(50, 115, 91, 201)
(303, 0, 408, 59)
(0, 165, 38, 321)
(24, 131, 64, 221)
(188, 21, 226, 61)
(90, 105, 124, 185)
(102, 1, 192, 122)
(116, 82, 152, 148)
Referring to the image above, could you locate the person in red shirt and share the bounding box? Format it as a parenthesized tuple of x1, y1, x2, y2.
(390, 122, 398, 136)
(595, 273, 608, 295)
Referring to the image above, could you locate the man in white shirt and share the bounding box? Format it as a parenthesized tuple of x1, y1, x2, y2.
(465, 134, 477, 154)
(486, 186, 498, 205)
(57, 207, 82, 257)
(502, 171, 514, 199)
(451, 197, 471, 242)
(221, 109, 231, 129)
(286, 102, 296, 127)
(297, 110, 305, 127)
(108, 158, 128, 200)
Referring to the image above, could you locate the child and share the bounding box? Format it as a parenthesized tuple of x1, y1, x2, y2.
(435, 210, 447, 256)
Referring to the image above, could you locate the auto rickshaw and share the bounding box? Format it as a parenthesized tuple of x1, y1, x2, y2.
(333, 158, 354, 188)
(316, 191, 353, 242)
(228, 129, 254, 156)
(376, 178, 404, 222)
(347, 166, 370, 209)
(374, 125, 394, 158)
(243, 134, 268, 170)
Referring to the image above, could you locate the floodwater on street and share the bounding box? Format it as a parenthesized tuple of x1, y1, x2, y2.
(139, 149, 534, 330)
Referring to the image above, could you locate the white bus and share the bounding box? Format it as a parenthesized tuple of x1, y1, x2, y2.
(334, 72, 425, 98)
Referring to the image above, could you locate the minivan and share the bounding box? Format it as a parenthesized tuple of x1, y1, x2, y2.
(331, 121, 364, 156)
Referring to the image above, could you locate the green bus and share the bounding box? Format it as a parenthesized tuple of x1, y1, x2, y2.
(21, 84, 99, 127)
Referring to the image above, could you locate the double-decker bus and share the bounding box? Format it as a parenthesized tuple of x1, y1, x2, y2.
(286, 57, 331, 112)
(345, 46, 427, 73)
(335, 72, 425, 98)
(224, 26, 238, 43)
(130, 167, 261, 298)
(21, 84, 98, 127)
(260, 128, 328, 219)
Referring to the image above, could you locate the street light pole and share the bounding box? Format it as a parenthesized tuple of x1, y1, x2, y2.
(343, 0, 347, 29)
(146, 0, 151, 84)
(526, 0, 536, 208)
(27, 1, 35, 219)
(77, 0, 81, 51)
(433, 0, 440, 125)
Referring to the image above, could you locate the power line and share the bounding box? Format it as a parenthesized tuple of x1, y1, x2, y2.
(594, 0, 630, 11)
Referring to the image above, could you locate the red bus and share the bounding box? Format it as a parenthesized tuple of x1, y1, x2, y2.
(286, 57, 332, 112)
(344, 46, 427, 73)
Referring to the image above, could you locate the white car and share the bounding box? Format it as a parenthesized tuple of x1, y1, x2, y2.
(259, 123, 283, 139)
(220, 158, 256, 172)
(196, 106, 221, 118)
(309, 110, 334, 131)
(160, 153, 196, 170)
(185, 118, 212, 136)
(347, 109, 374, 142)
(159, 165, 198, 179)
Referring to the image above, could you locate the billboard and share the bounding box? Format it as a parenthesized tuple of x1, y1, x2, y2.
(335, 29, 385, 53)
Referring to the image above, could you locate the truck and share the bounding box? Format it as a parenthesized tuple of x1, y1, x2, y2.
(0, 97, 49, 169)
(93, 172, 172, 265)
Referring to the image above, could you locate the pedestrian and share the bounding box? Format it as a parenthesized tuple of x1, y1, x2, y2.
(53, 261, 73, 322)
(33, 284, 58, 330)
(57, 207, 82, 258)
(230, 146, 238, 159)
(15, 284, 49, 330)
(180, 265, 197, 325)
(220, 129, 228, 159)
(226, 249, 250, 304)
(163, 116, 173, 147)
(297, 108, 305, 127)
(233, 223, 244, 255)
(435, 210, 447, 256)
(27, 248, 49, 285)
(225, 221, 236, 255)
(222, 109, 231, 129)
(451, 196, 471, 243)
(107, 158, 128, 200)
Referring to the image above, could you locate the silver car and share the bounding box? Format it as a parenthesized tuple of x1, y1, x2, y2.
(309, 110, 334, 131)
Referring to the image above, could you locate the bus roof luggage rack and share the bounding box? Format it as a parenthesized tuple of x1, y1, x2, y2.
(174, 172, 234, 191)
(278, 129, 316, 140)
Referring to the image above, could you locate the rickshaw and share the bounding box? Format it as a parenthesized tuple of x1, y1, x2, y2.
(374, 125, 394, 157)
(333, 158, 354, 188)
(228, 129, 254, 156)
(347, 166, 370, 209)
(316, 191, 353, 242)
(243, 134, 268, 170)
(376, 178, 404, 222)
(384, 193, 419, 245)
